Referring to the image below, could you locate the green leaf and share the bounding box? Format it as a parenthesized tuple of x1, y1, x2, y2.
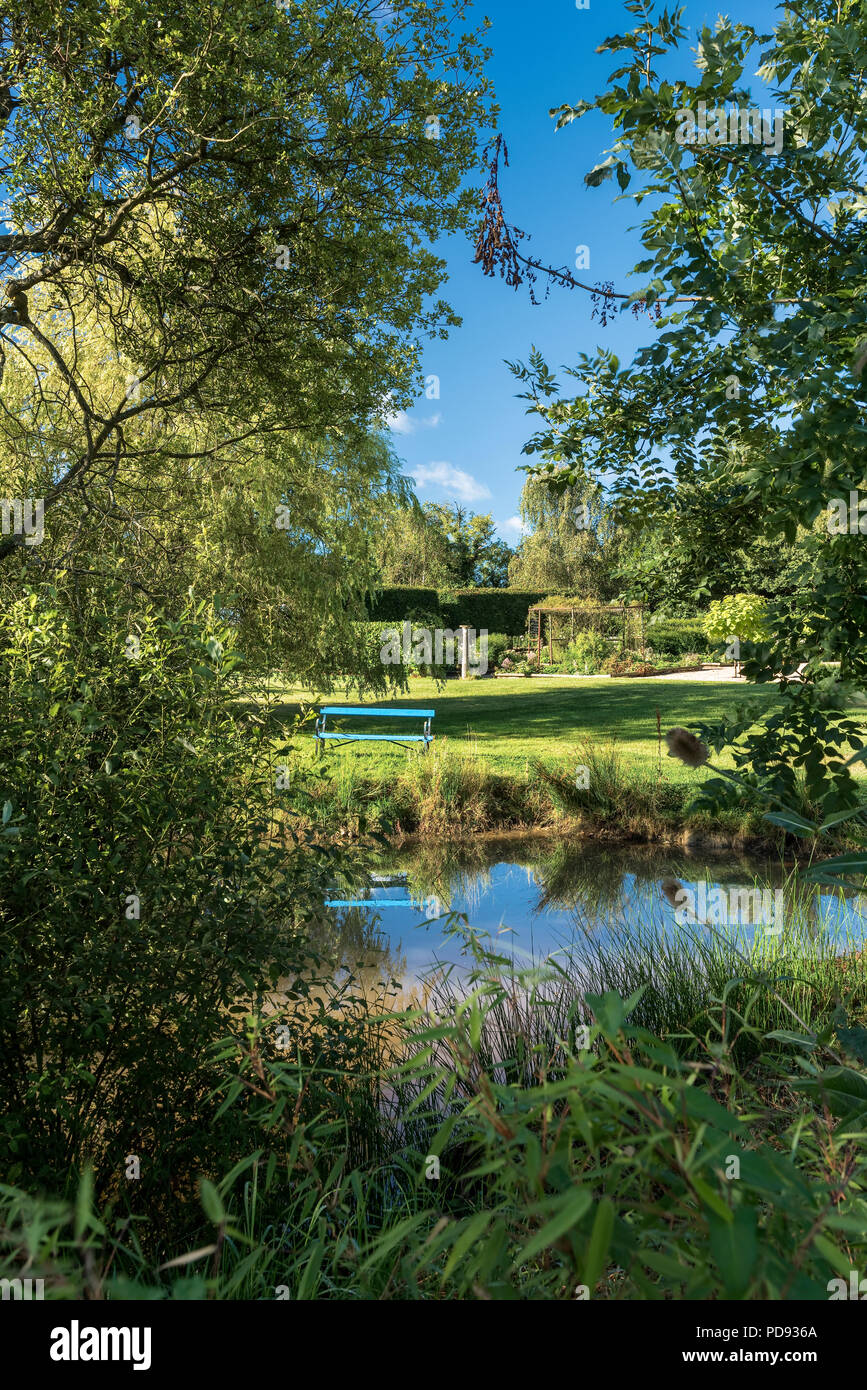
(763, 1029, 817, 1051)
(582, 1197, 615, 1294)
(513, 1188, 592, 1268)
(442, 1211, 493, 1281)
(74, 1165, 94, 1241)
(792, 1066, 867, 1120)
(763, 809, 818, 834)
(199, 1177, 226, 1225)
(708, 1206, 758, 1298)
(690, 1175, 733, 1223)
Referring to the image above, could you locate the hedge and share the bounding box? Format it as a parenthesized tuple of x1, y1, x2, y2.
(645, 615, 712, 656)
(365, 587, 440, 622)
(438, 589, 546, 633)
(366, 587, 546, 633)
(366, 592, 712, 653)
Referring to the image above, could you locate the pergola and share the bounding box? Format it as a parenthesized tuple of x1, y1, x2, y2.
(527, 602, 645, 665)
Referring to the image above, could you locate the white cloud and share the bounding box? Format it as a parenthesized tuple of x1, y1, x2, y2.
(501, 515, 527, 538)
(410, 462, 492, 503)
(385, 408, 413, 434)
(385, 409, 441, 435)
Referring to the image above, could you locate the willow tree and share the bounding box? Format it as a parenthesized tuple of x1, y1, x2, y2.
(508, 475, 625, 601)
(0, 0, 494, 678)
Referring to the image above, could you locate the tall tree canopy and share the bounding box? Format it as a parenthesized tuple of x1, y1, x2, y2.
(376, 500, 513, 588)
(508, 474, 626, 600)
(0, 0, 494, 677)
(488, 0, 867, 815)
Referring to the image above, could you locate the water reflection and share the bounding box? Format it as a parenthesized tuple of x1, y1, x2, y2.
(320, 836, 867, 995)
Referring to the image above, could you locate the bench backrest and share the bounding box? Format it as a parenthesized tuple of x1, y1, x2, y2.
(319, 706, 435, 718)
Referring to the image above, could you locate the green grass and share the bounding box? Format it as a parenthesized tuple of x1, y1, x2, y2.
(265, 674, 778, 784)
(258, 675, 865, 840)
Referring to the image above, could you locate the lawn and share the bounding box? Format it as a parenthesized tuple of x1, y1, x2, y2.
(264, 674, 782, 786)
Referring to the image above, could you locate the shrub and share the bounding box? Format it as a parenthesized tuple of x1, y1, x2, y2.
(0, 581, 353, 1246)
(645, 615, 713, 656)
(703, 594, 770, 649)
(601, 653, 629, 675)
(485, 632, 511, 669)
(563, 631, 610, 674)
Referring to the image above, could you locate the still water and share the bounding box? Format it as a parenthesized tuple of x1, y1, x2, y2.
(317, 837, 867, 1000)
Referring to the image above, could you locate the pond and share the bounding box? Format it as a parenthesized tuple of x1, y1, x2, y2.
(316, 836, 867, 1004)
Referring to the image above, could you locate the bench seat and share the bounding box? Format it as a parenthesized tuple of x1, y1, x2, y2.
(318, 731, 428, 742)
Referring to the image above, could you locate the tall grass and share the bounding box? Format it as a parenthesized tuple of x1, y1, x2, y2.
(287, 735, 778, 842)
(8, 908, 867, 1301)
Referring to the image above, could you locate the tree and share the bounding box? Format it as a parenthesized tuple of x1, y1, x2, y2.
(422, 502, 513, 587)
(614, 474, 818, 612)
(376, 500, 513, 587)
(508, 474, 625, 600)
(488, 0, 867, 816)
(375, 499, 456, 588)
(0, 0, 494, 574)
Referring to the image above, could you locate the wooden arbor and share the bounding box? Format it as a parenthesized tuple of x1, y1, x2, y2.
(527, 602, 644, 665)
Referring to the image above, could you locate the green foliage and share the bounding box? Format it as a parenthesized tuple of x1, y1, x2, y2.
(704, 595, 770, 647)
(438, 589, 545, 633)
(0, 0, 494, 539)
(5, 943, 867, 1301)
(646, 615, 712, 657)
(505, 0, 867, 825)
(0, 0, 494, 689)
(375, 504, 514, 590)
(365, 588, 442, 623)
(367, 587, 545, 633)
(0, 580, 363, 1242)
(508, 476, 627, 600)
(485, 633, 512, 668)
(562, 631, 610, 673)
(422, 504, 514, 588)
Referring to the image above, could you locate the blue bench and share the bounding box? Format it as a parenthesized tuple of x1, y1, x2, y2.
(313, 706, 435, 757)
(325, 872, 441, 912)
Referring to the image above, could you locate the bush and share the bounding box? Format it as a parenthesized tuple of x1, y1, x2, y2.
(563, 632, 610, 674)
(645, 615, 713, 656)
(0, 581, 352, 1246)
(703, 594, 770, 648)
(485, 632, 511, 669)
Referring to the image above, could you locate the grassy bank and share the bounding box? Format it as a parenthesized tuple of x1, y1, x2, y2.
(261, 676, 861, 843)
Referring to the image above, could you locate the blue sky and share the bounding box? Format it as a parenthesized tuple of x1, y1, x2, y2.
(389, 0, 782, 542)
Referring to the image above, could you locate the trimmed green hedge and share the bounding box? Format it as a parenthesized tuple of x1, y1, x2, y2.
(438, 589, 546, 633)
(645, 615, 712, 656)
(365, 587, 440, 622)
(366, 587, 545, 633)
(366, 593, 711, 655)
